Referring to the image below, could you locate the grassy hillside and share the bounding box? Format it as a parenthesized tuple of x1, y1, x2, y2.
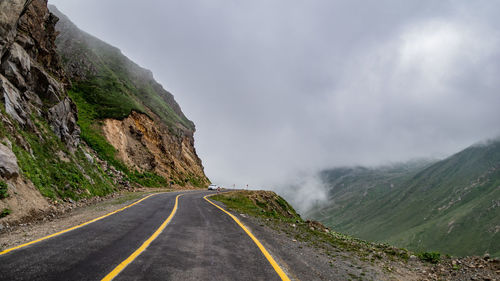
(0, 109, 115, 200)
(308, 142, 500, 257)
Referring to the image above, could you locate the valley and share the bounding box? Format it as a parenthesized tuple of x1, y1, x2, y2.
(308, 140, 500, 257)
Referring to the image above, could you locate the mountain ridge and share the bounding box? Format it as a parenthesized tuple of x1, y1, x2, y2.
(308, 139, 500, 257)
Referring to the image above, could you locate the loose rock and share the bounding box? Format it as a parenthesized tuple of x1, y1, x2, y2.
(0, 142, 19, 178)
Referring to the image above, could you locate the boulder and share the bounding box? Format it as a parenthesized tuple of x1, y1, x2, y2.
(29, 65, 63, 104)
(83, 152, 94, 164)
(7, 43, 31, 75)
(1, 60, 27, 91)
(0, 74, 27, 125)
(0, 43, 32, 91)
(48, 97, 80, 149)
(0, 142, 19, 179)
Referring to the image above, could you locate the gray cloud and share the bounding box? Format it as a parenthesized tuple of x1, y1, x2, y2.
(49, 0, 500, 210)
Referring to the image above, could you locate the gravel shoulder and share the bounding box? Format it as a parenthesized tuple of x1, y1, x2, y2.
(225, 208, 421, 281)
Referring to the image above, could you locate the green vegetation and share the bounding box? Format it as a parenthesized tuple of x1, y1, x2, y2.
(12, 116, 116, 200)
(418, 252, 441, 264)
(0, 181, 8, 199)
(0, 208, 11, 218)
(68, 90, 127, 171)
(185, 174, 206, 188)
(71, 77, 144, 121)
(68, 90, 168, 188)
(92, 46, 194, 130)
(128, 171, 167, 188)
(56, 22, 194, 132)
(212, 190, 302, 222)
(308, 141, 500, 257)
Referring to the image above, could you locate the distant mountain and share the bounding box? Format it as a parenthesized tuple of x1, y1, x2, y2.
(307, 140, 500, 257)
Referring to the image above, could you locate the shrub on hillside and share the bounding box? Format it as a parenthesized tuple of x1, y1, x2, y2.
(418, 251, 441, 264)
(0, 181, 8, 199)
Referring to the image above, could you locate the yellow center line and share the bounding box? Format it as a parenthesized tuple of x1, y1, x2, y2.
(0, 192, 163, 256)
(203, 194, 291, 281)
(101, 193, 183, 281)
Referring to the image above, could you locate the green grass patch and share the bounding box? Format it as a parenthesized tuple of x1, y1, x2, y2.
(128, 171, 167, 187)
(212, 191, 302, 222)
(0, 208, 11, 218)
(71, 76, 144, 120)
(68, 90, 128, 171)
(212, 192, 265, 218)
(11, 115, 116, 200)
(0, 181, 8, 199)
(185, 174, 207, 188)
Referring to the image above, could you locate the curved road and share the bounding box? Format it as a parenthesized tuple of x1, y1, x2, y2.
(0, 191, 285, 281)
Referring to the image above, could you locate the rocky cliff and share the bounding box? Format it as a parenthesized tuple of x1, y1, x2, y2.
(0, 0, 86, 222)
(101, 111, 206, 186)
(0, 0, 208, 224)
(49, 5, 209, 188)
(0, 0, 79, 147)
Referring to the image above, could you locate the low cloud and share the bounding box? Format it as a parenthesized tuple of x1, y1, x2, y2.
(272, 172, 329, 215)
(50, 1, 500, 211)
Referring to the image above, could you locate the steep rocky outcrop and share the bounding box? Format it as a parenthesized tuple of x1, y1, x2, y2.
(0, 0, 83, 222)
(0, 0, 79, 149)
(102, 111, 206, 186)
(50, 6, 209, 188)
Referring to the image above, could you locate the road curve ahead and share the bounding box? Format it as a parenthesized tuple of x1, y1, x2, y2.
(0, 191, 288, 281)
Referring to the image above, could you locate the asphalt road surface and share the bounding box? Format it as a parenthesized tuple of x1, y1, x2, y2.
(0, 191, 285, 281)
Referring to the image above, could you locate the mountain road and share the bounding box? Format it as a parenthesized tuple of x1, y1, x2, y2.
(0, 191, 289, 281)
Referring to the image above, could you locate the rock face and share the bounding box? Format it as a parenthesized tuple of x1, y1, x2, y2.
(0, 0, 79, 150)
(0, 0, 25, 59)
(102, 111, 208, 186)
(0, 0, 85, 222)
(48, 97, 80, 148)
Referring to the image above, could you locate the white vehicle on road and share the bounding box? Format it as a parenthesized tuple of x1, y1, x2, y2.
(208, 184, 218, 190)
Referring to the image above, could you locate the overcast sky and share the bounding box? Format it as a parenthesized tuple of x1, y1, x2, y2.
(49, 0, 500, 210)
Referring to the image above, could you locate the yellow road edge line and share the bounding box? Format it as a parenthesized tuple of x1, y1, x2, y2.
(0, 193, 162, 256)
(101, 193, 183, 281)
(203, 194, 291, 281)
